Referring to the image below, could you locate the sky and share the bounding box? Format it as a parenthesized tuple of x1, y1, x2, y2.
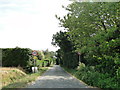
(0, 0, 72, 51)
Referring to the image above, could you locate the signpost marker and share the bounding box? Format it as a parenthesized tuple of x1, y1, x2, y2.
(32, 50, 38, 73)
(78, 52, 81, 63)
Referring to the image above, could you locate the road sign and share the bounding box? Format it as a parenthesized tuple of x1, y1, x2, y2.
(33, 56, 38, 59)
(32, 50, 37, 56)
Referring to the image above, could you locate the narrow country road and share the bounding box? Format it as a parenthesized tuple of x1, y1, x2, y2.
(26, 65, 90, 88)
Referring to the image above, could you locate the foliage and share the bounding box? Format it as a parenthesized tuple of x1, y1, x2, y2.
(52, 31, 78, 68)
(43, 49, 56, 65)
(53, 1, 120, 89)
(2, 47, 55, 72)
(54, 1, 120, 75)
(36, 50, 45, 60)
(43, 49, 55, 59)
(65, 65, 120, 89)
(2, 47, 32, 72)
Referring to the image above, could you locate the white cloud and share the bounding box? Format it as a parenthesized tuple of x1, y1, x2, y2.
(0, 0, 72, 51)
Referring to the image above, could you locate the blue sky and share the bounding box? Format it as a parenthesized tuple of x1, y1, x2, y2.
(0, 0, 71, 51)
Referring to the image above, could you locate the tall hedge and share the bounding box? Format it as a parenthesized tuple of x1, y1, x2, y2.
(2, 47, 32, 69)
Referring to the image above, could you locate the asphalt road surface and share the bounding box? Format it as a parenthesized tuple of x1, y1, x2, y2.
(26, 65, 90, 88)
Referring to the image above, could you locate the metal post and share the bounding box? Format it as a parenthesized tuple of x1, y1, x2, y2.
(32, 51, 37, 73)
(78, 52, 81, 64)
(79, 55, 81, 63)
(34, 58, 35, 73)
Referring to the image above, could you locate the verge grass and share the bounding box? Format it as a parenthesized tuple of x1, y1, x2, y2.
(1, 67, 48, 89)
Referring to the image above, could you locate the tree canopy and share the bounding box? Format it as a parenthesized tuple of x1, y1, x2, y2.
(52, 1, 120, 78)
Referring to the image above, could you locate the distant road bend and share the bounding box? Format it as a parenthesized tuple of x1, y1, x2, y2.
(26, 65, 92, 88)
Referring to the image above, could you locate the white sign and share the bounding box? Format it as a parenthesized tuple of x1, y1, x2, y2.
(32, 67, 38, 73)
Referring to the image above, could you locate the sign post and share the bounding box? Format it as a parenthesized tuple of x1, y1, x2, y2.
(32, 50, 38, 73)
(78, 52, 81, 64)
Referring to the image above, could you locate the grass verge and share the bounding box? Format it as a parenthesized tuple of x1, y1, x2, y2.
(2, 67, 48, 89)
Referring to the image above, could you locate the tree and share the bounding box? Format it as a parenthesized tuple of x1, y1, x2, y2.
(54, 1, 120, 76)
(37, 50, 45, 60)
(52, 31, 78, 68)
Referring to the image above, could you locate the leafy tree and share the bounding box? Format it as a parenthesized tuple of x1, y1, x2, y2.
(54, 1, 120, 76)
(52, 31, 78, 68)
(37, 50, 45, 60)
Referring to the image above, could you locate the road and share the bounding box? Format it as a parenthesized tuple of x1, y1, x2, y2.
(26, 65, 90, 88)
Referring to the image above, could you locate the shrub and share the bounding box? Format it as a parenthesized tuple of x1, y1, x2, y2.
(2, 47, 32, 72)
(72, 66, 120, 89)
(77, 63, 85, 70)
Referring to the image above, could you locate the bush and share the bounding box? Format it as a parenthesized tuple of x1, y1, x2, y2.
(2, 47, 32, 72)
(116, 67, 120, 79)
(68, 65, 120, 89)
(77, 63, 85, 70)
